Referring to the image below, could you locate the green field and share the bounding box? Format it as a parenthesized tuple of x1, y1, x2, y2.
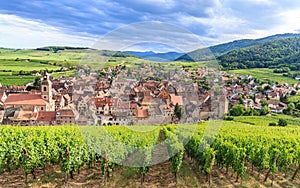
(1, 120, 300, 187)
(0, 75, 37, 86)
(228, 68, 299, 84)
(229, 114, 300, 126)
(0, 48, 85, 65)
(288, 95, 300, 103)
(0, 59, 62, 72)
(0, 48, 85, 86)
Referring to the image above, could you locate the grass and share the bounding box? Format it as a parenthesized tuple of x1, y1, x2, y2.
(51, 70, 76, 79)
(0, 75, 37, 86)
(0, 48, 85, 64)
(0, 59, 61, 72)
(288, 95, 300, 103)
(227, 114, 300, 126)
(0, 48, 85, 86)
(228, 68, 299, 84)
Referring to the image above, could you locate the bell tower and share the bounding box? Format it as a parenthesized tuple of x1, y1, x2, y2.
(41, 70, 54, 111)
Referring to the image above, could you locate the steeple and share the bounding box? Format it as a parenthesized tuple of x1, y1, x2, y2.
(41, 70, 54, 111)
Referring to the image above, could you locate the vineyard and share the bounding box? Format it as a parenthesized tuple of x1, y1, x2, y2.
(1, 122, 300, 187)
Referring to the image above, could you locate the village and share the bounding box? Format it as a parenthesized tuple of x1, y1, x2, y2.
(0, 63, 297, 126)
(0, 63, 216, 126)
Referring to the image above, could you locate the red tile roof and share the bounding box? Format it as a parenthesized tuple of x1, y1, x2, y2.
(117, 101, 130, 110)
(144, 82, 157, 88)
(170, 94, 183, 106)
(37, 111, 56, 121)
(8, 86, 27, 90)
(94, 97, 117, 108)
(136, 108, 149, 118)
(130, 102, 137, 109)
(58, 109, 74, 117)
(5, 94, 47, 106)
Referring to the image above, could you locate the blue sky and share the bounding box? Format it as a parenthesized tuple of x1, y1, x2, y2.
(1, 0, 300, 51)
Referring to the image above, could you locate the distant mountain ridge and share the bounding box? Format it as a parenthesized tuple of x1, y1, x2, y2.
(176, 33, 300, 62)
(124, 51, 183, 62)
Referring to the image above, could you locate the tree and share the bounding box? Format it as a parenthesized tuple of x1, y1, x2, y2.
(280, 95, 288, 103)
(256, 86, 263, 92)
(230, 104, 245, 116)
(284, 103, 295, 115)
(260, 106, 270, 115)
(264, 85, 272, 91)
(33, 77, 41, 90)
(278, 118, 288, 127)
(291, 90, 297, 96)
(260, 99, 268, 107)
(173, 103, 182, 121)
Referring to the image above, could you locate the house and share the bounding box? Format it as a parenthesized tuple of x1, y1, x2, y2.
(76, 115, 89, 125)
(6, 106, 38, 125)
(36, 111, 56, 125)
(0, 110, 4, 124)
(94, 97, 117, 115)
(136, 108, 149, 119)
(243, 99, 254, 108)
(116, 101, 131, 115)
(267, 91, 280, 100)
(5, 71, 55, 112)
(56, 109, 75, 124)
(53, 95, 66, 111)
(0, 92, 7, 103)
(170, 94, 183, 106)
(31, 70, 41, 76)
(5, 94, 49, 111)
(268, 100, 287, 113)
(7, 86, 27, 93)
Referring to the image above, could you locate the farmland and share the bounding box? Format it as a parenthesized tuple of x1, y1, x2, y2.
(230, 114, 300, 126)
(0, 48, 91, 86)
(0, 47, 207, 86)
(1, 118, 300, 187)
(228, 68, 299, 84)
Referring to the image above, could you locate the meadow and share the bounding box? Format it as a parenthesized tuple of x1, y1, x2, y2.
(228, 68, 298, 84)
(0, 48, 85, 86)
(230, 114, 300, 126)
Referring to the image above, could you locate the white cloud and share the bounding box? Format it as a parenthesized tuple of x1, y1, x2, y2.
(92, 22, 206, 53)
(0, 14, 96, 48)
(275, 9, 300, 33)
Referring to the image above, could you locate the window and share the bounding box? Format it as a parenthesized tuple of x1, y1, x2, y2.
(43, 86, 47, 92)
(43, 96, 47, 99)
(41, 107, 44, 111)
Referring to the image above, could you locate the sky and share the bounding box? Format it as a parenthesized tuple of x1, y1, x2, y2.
(1, 0, 300, 52)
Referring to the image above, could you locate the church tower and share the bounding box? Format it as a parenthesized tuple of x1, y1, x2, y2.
(41, 70, 55, 111)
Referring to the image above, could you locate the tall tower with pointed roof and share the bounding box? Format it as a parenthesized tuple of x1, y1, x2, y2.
(41, 70, 54, 111)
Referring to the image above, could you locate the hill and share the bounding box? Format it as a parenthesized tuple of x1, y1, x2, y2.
(124, 51, 183, 62)
(176, 33, 300, 61)
(0, 47, 138, 86)
(218, 37, 300, 69)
